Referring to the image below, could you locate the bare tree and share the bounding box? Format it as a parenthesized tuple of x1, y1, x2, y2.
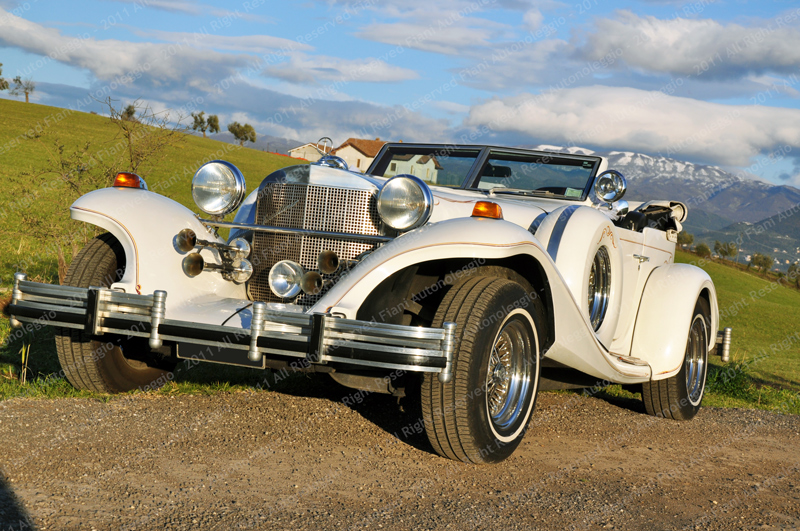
(10, 76, 35, 103)
(104, 98, 188, 173)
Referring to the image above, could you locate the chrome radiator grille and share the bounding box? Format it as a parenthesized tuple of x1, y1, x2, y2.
(249, 182, 381, 306)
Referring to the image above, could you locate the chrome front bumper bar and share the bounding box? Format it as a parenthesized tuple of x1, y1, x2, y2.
(8, 274, 457, 383)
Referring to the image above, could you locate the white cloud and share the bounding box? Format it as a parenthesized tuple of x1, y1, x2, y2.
(463, 85, 800, 166)
(434, 100, 470, 114)
(356, 19, 506, 56)
(579, 11, 800, 79)
(0, 8, 249, 85)
(105, 0, 203, 15)
(523, 9, 544, 31)
(101, 0, 275, 23)
(134, 29, 310, 55)
(262, 54, 419, 85)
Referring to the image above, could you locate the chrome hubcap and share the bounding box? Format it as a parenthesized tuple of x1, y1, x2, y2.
(486, 316, 533, 431)
(685, 314, 708, 406)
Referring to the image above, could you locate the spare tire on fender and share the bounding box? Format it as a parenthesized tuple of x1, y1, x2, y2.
(534, 205, 624, 348)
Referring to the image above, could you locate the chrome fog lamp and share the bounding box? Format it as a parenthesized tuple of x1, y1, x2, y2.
(191, 160, 246, 216)
(594, 170, 627, 203)
(268, 260, 304, 299)
(229, 259, 254, 283)
(225, 237, 251, 261)
(377, 174, 433, 231)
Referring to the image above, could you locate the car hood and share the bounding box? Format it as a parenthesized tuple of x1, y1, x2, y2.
(428, 185, 586, 232)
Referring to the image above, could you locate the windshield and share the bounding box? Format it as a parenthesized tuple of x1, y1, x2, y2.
(370, 146, 481, 187)
(473, 151, 598, 199)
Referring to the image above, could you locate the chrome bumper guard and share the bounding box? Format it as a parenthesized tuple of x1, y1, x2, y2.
(8, 274, 457, 383)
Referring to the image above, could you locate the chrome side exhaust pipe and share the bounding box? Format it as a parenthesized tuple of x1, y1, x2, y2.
(716, 327, 732, 363)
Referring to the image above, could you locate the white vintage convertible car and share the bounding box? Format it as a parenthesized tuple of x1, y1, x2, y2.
(8, 142, 731, 463)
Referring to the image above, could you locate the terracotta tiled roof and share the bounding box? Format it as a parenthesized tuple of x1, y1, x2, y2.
(332, 138, 387, 158)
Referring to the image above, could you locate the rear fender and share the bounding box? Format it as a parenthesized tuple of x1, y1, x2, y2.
(70, 187, 245, 302)
(630, 264, 718, 380)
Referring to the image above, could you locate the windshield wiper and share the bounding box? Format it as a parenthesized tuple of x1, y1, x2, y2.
(488, 188, 555, 197)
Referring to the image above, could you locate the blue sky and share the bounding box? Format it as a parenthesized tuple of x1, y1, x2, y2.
(2, 0, 800, 185)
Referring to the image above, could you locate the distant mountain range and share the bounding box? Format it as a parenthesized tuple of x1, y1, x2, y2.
(207, 131, 305, 156)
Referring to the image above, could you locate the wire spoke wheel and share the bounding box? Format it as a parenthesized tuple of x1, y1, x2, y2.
(486, 317, 533, 432)
(685, 314, 708, 406)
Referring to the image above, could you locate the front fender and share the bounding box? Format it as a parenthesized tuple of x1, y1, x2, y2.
(630, 264, 719, 380)
(313, 217, 652, 384)
(312, 217, 546, 316)
(70, 188, 245, 302)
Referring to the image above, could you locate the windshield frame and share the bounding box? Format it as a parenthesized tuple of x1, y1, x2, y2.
(368, 143, 602, 202)
(367, 144, 486, 188)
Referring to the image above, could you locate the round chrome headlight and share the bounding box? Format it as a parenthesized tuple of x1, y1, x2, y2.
(377, 174, 433, 231)
(268, 260, 304, 299)
(594, 170, 627, 203)
(191, 160, 246, 216)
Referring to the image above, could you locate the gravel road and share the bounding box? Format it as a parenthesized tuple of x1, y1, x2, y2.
(1, 376, 799, 531)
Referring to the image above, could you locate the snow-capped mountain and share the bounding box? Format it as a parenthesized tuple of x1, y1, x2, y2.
(531, 145, 800, 230)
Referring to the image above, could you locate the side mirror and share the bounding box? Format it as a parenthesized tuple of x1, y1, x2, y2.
(594, 170, 627, 203)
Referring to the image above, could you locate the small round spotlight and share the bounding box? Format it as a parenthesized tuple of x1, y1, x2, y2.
(594, 170, 627, 203)
(226, 237, 251, 261)
(177, 228, 197, 253)
(317, 250, 340, 275)
(229, 259, 254, 284)
(301, 272, 324, 295)
(268, 260, 304, 299)
(182, 253, 205, 277)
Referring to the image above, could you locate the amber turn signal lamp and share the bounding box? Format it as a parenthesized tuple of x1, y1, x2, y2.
(471, 201, 503, 219)
(113, 172, 147, 189)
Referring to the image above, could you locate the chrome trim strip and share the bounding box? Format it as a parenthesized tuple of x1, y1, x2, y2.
(325, 330, 441, 350)
(326, 319, 446, 339)
(323, 338, 443, 357)
(321, 355, 442, 373)
(198, 219, 393, 244)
